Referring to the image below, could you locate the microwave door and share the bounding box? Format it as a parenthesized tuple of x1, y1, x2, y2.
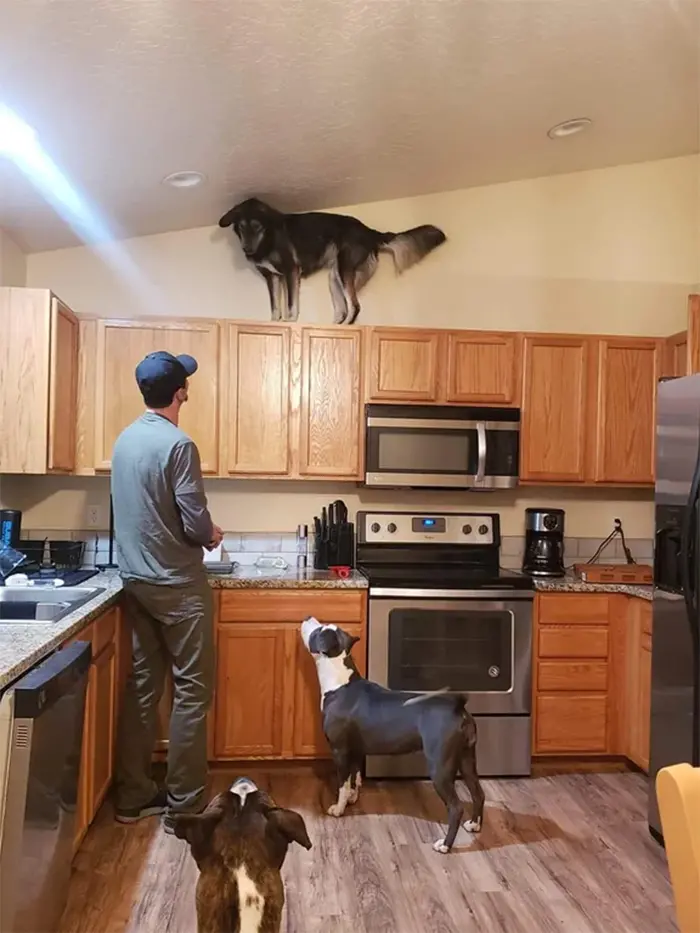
(365, 420, 479, 488)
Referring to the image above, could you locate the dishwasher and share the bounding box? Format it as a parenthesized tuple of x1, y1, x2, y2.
(0, 640, 92, 933)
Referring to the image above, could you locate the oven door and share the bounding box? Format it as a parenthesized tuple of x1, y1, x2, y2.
(364, 412, 519, 490)
(367, 590, 533, 715)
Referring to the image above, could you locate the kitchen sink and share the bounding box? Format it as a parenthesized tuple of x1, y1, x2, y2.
(0, 586, 106, 624)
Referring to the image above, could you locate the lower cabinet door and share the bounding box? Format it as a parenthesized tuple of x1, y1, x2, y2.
(535, 694, 608, 754)
(214, 624, 288, 759)
(73, 638, 117, 855)
(292, 622, 366, 758)
(88, 642, 117, 818)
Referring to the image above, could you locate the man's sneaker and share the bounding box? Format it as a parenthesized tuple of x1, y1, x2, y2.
(162, 802, 206, 835)
(115, 789, 168, 824)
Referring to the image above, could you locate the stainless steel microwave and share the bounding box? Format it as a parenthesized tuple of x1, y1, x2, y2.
(364, 404, 520, 490)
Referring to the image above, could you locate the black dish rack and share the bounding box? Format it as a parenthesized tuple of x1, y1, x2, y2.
(19, 539, 86, 572)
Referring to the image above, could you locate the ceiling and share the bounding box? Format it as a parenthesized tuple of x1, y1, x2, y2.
(1, 0, 699, 253)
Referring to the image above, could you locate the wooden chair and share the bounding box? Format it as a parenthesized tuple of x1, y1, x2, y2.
(656, 763, 700, 933)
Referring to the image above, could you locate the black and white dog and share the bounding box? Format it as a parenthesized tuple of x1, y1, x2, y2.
(300, 617, 485, 854)
(218, 198, 446, 325)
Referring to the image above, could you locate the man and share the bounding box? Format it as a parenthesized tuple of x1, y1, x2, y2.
(111, 350, 222, 834)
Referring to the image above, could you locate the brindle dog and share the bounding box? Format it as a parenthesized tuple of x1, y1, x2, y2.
(173, 778, 311, 933)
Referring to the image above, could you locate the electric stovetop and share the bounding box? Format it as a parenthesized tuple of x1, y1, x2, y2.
(359, 564, 534, 591)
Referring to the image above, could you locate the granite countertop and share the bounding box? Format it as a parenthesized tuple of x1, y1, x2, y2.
(0, 572, 123, 690)
(209, 567, 368, 589)
(533, 573, 653, 602)
(0, 567, 368, 690)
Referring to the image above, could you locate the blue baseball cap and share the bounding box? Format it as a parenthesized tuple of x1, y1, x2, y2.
(135, 351, 198, 397)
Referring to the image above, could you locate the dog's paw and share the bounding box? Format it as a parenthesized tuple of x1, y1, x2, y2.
(432, 838, 450, 855)
(327, 803, 346, 818)
(464, 818, 482, 833)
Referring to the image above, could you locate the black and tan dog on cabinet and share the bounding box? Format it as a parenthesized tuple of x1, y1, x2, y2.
(300, 617, 485, 854)
(219, 197, 446, 325)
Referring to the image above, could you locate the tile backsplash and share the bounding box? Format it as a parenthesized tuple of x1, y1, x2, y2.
(21, 529, 654, 571)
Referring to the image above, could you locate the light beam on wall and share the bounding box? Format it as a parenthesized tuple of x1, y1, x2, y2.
(0, 103, 165, 312)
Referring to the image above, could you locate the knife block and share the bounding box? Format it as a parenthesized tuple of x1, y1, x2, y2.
(314, 522, 355, 570)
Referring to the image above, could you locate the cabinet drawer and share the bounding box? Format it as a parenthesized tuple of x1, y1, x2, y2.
(641, 631, 652, 652)
(641, 604, 652, 636)
(538, 594, 609, 625)
(537, 660, 608, 692)
(535, 694, 608, 753)
(538, 625, 609, 659)
(219, 589, 365, 624)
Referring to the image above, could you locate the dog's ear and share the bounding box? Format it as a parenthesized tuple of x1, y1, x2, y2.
(343, 631, 361, 652)
(172, 810, 223, 863)
(267, 807, 312, 850)
(218, 207, 237, 229)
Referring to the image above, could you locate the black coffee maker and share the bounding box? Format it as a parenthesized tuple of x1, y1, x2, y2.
(522, 508, 565, 578)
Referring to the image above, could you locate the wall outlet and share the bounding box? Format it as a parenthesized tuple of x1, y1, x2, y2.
(87, 505, 101, 528)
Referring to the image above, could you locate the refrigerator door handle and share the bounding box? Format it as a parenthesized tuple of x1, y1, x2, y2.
(680, 436, 700, 767)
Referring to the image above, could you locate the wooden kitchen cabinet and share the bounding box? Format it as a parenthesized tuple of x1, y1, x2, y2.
(299, 327, 363, 478)
(445, 331, 521, 405)
(93, 318, 221, 472)
(215, 623, 289, 758)
(215, 589, 367, 760)
(366, 326, 520, 406)
(367, 327, 442, 401)
(624, 598, 652, 772)
(222, 323, 291, 476)
(68, 606, 121, 855)
(520, 335, 593, 483)
(533, 592, 654, 765)
(533, 593, 620, 756)
(0, 287, 78, 474)
(593, 337, 661, 485)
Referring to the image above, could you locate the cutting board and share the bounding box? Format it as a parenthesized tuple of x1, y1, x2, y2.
(573, 563, 653, 584)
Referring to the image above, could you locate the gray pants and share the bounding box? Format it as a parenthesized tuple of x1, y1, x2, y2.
(116, 577, 214, 813)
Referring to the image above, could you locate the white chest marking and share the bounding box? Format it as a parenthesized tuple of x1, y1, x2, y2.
(315, 654, 352, 707)
(235, 865, 265, 933)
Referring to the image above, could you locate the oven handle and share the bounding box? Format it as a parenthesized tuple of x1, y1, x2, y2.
(476, 422, 487, 483)
(369, 587, 534, 600)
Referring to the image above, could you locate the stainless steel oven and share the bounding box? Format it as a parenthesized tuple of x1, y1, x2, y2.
(364, 404, 520, 490)
(357, 510, 534, 779)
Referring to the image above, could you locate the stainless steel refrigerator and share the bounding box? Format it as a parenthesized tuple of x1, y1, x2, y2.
(648, 373, 700, 842)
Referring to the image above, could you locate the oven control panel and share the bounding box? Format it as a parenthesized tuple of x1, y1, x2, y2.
(358, 512, 497, 545)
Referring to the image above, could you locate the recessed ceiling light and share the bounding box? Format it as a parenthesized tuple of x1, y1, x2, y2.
(162, 170, 206, 188)
(547, 118, 592, 140)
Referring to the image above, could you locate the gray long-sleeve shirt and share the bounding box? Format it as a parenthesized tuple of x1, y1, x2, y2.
(111, 412, 214, 585)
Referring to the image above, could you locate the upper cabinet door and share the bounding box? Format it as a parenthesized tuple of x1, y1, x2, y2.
(445, 331, 521, 405)
(662, 332, 688, 378)
(0, 287, 78, 474)
(367, 327, 441, 401)
(223, 324, 290, 475)
(520, 335, 592, 483)
(594, 338, 661, 485)
(48, 297, 79, 472)
(94, 320, 221, 472)
(299, 328, 363, 478)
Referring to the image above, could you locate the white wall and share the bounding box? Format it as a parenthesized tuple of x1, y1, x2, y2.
(0, 229, 26, 287)
(17, 155, 700, 539)
(28, 156, 697, 335)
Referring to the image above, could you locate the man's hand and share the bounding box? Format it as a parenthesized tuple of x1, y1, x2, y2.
(205, 524, 224, 551)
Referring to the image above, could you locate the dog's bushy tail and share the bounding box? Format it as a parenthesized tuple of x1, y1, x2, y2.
(380, 225, 446, 273)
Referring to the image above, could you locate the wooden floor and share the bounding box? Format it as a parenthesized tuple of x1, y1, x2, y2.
(59, 768, 678, 933)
